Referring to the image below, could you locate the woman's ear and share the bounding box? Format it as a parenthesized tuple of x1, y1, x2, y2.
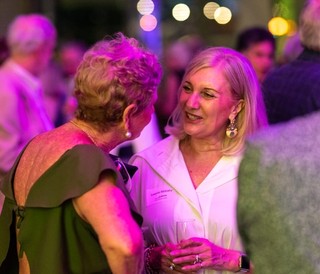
(229, 99, 244, 120)
(122, 104, 137, 129)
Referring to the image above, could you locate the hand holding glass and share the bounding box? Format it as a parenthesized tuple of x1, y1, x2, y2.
(176, 219, 195, 243)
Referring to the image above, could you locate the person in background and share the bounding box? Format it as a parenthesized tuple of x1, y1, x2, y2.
(59, 41, 87, 87)
(0, 14, 56, 183)
(0, 36, 9, 210)
(0, 37, 9, 65)
(236, 26, 276, 84)
(237, 110, 320, 274)
(40, 41, 87, 127)
(0, 32, 162, 273)
(156, 35, 205, 138)
(130, 47, 267, 273)
(58, 41, 88, 123)
(277, 33, 303, 66)
(41, 40, 90, 128)
(262, 0, 320, 124)
(40, 59, 69, 127)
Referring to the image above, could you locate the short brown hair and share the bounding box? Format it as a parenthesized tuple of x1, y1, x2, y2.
(74, 33, 162, 132)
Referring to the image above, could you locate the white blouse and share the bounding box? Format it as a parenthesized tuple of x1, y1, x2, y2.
(130, 136, 244, 274)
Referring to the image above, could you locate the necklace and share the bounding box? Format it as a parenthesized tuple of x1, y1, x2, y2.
(69, 120, 96, 143)
(69, 120, 117, 153)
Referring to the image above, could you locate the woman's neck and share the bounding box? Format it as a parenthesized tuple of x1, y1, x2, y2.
(69, 119, 119, 153)
(180, 137, 223, 188)
(180, 136, 223, 155)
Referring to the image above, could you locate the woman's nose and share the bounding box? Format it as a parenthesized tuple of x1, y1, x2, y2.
(186, 93, 200, 109)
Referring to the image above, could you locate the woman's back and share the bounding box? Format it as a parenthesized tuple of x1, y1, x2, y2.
(1, 124, 118, 274)
(13, 124, 85, 273)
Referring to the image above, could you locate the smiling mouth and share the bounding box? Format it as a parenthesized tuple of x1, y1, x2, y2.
(186, 112, 202, 121)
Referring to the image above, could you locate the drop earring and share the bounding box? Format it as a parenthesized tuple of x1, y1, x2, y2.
(125, 131, 132, 138)
(226, 118, 238, 138)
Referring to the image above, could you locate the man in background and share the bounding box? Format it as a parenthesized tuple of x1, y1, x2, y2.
(40, 41, 87, 127)
(262, 0, 320, 124)
(236, 26, 276, 84)
(0, 14, 56, 184)
(58, 41, 87, 124)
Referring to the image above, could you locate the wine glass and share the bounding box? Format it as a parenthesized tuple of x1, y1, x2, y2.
(176, 219, 196, 243)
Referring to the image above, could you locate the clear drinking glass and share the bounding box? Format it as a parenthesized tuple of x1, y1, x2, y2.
(176, 219, 196, 243)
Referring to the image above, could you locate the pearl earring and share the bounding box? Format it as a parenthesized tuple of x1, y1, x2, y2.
(125, 131, 132, 138)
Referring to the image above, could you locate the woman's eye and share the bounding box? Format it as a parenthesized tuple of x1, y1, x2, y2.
(182, 85, 192, 93)
(202, 91, 215, 98)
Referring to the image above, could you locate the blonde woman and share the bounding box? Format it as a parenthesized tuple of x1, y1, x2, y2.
(130, 47, 267, 274)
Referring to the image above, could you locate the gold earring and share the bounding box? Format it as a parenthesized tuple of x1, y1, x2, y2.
(226, 118, 238, 138)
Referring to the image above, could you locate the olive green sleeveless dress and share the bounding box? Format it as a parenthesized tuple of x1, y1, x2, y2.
(0, 144, 142, 274)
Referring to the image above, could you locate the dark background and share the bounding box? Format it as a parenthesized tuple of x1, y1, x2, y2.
(0, 0, 306, 58)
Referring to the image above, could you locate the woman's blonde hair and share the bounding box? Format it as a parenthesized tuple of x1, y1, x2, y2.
(165, 47, 268, 155)
(74, 32, 162, 132)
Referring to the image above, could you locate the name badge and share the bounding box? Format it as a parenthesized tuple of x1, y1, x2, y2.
(147, 188, 174, 206)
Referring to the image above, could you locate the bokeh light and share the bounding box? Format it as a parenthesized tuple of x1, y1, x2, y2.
(214, 7, 232, 24)
(268, 16, 289, 36)
(172, 3, 190, 22)
(203, 2, 220, 20)
(137, 0, 155, 15)
(140, 14, 157, 31)
(286, 19, 298, 36)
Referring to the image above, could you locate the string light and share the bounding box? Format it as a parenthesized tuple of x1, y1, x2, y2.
(214, 7, 232, 24)
(268, 16, 289, 36)
(140, 14, 157, 31)
(137, 0, 154, 15)
(203, 2, 220, 20)
(172, 3, 190, 22)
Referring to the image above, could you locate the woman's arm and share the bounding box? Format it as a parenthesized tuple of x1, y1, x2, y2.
(73, 172, 144, 274)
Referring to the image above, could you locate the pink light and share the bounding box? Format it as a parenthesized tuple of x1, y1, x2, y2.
(140, 14, 157, 32)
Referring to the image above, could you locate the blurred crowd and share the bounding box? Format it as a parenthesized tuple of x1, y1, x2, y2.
(0, 10, 309, 164)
